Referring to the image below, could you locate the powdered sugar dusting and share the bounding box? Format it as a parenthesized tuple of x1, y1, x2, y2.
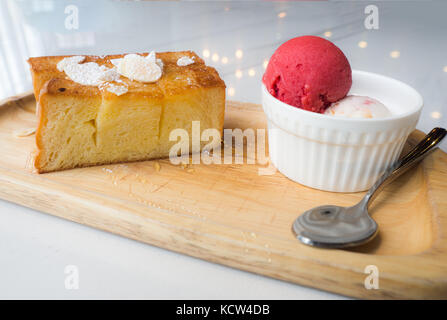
(56, 52, 163, 96)
(98, 67, 120, 82)
(62, 62, 115, 86)
(177, 56, 195, 66)
(146, 51, 164, 69)
(57, 56, 119, 86)
(57, 56, 85, 72)
(106, 83, 128, 96)
(110, 58, 121, 68)
(57, 56, 127, 95)
(114, 53, 162, 83)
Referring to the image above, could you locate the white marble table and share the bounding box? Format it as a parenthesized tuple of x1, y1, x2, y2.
(0, 0, 445, 299)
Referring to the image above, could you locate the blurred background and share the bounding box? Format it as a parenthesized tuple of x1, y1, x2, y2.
(0, 0, 446, 145)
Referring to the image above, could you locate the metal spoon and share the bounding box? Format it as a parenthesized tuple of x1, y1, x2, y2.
(292, 127, 447, 249)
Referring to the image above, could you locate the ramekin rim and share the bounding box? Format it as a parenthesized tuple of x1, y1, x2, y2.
(262, 69, 423, 124)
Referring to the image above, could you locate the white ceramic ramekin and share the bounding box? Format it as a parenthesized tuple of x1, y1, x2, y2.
(262, 70, 423, 192)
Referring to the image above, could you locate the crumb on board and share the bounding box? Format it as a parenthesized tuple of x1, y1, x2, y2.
(24, 150, 38, 172)
(14, 127, 36, 137)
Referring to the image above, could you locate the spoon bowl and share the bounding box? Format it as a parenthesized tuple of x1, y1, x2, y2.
(292, 202, 378, 248)
(293, 128, 446, 249)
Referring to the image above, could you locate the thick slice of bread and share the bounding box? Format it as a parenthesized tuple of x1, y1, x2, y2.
(28, 51, 226, 173)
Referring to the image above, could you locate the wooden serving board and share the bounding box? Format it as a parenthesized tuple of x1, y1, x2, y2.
(1, 92, 447, 299)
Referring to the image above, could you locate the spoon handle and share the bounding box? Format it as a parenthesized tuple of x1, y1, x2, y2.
(364, 127, 446, 206)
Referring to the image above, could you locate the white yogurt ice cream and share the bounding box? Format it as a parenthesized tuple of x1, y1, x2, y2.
(324, 95, 391, 119)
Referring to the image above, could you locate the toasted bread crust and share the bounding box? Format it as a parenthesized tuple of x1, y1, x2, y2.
(28, 51, 225, 99)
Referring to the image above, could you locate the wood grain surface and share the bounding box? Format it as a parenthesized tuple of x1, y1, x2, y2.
(0, 92, 446, 299)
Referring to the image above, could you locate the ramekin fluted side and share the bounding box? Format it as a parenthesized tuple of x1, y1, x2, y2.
(262, 70, 423, 192)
